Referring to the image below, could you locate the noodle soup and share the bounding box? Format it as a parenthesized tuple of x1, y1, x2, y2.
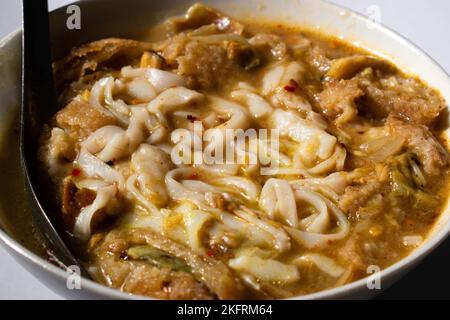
(38, 4, 449, 299)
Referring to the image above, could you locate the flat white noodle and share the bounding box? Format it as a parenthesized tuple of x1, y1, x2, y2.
(196, 163, 240, 176)
(259, 179, 350, 249)
(165, 169, 280, 250)
(146, 68, 187, 92)
(296, 190, 329, 233)
(292, 253, 345, 278)
(130, 144, 172, 206)
(184, 209, 213, 253)
(286, 187, 350, 249)
(126, 175, 160, 214)
(208, 96, 251, 130)
(261, 61, 312, 114)
(270, 109, 346, 176)
(262, 64, 284, 96)
(234, 208, 291, 252)
(212, 176, 261, 202)
(290, 172, 348, 202)
(171, 129, 203, 166)
(147, 87, 204, 142)
(126, 78, 157, 102)
(82, 106, 158, 162)
(76, 148, 125, 189)
(231, 89, 273, 119)
(90, 77, 130, 126)
(165, 168, 207, 206)
(73, 182, 117, 240)
(259, 178, 298, 227)
(228, 255, 300, 283)
(121, 66, 186, 93)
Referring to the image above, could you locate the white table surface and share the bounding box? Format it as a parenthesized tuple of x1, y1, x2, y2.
(0, 0, 449, 300)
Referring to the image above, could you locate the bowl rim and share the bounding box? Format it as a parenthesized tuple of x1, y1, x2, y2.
(1, 0, 450, 300)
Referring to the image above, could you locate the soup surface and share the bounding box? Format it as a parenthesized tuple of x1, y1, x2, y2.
(39, 4, 450, 299)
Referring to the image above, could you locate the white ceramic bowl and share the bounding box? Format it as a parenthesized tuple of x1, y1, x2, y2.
(0, 0, 449, 299)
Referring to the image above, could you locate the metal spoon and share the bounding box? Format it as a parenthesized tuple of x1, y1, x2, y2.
(21, 0, 89, 277)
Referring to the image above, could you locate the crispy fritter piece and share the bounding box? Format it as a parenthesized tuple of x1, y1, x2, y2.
(89, 229, 249, 300)
(387, 116, 449, 176)
(61, 178, 96, 228)
(358, 70, 445, 125)
(55, 97, 116, 141)
(53, 38, 155, 93)
(317, 79, 364, 124)
(166, 3, 244, 35)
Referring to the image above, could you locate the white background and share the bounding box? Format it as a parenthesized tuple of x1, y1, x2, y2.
(0, 0, 449, 299)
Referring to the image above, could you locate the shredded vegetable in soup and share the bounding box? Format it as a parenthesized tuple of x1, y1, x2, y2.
(39, 3, 450, 299)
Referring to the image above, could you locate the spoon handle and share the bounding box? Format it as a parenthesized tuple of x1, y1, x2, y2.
(22, 0, 90, 278)
(22, 0, 56, 122)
